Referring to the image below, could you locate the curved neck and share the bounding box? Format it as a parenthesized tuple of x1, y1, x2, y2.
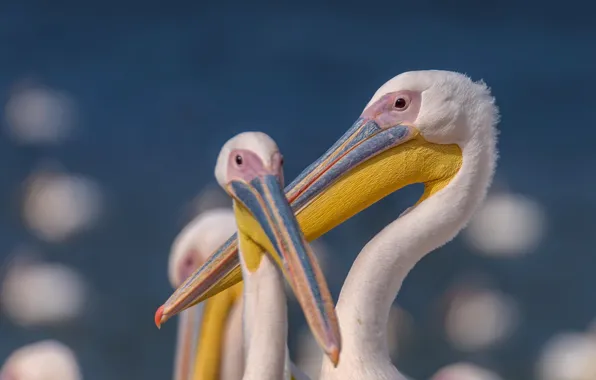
(335, 133, 494, 360)
(240, 253, 289, 380)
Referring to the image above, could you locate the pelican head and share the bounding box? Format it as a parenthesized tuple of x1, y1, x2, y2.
(168, 209, 237, 288)
(157, 70, 498, 340)
(286, 70, 496, 219)
(214, 131, 342, 365)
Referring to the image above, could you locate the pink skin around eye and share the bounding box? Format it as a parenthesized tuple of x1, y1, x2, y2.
(361, 90, 422, 128)
(226, 149, 284, 185)
(177, 249, 201, 283)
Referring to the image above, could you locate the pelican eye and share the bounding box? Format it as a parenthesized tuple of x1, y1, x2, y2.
(394, 97, 408, 109)
(235, 155, 243, 165)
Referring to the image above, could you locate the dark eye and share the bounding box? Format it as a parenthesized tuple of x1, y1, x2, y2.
(235, 155, 243, 165)
(280, 156, 284, 166)
(394, 97, 407, 109)
(183, 256, 194, 269)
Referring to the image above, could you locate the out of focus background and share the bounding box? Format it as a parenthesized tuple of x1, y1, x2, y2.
(0, 1, 594, 379)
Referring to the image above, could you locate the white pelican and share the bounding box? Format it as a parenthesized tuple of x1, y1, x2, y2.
(203, 131, 341, 379)
(167, 209, 244, 380)
(317, 71, 497, 379)
(0, 340, 82, 380)
(158, 70, 498, 379)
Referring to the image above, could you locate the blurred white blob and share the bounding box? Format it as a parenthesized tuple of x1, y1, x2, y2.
(431, 362, 503, 380)
(294, 326, 323, 379)
(284, 239, 330, 301)
(4, 83, 76, 145)
(444, 287, 519, 351)
(22, 168, 103, 242)
(464, 192, 545, 257)
(537, 332, 596, 380)
(387, 305, 414, 358)
(0, 340, 82, 380)
(1, 253, 87, 327)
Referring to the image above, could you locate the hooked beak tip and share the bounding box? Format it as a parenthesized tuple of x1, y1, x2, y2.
(154, 305, 165, 329)
(329, 345, 340, 367)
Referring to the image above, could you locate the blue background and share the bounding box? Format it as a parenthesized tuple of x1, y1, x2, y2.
(1, 1, 594, 379)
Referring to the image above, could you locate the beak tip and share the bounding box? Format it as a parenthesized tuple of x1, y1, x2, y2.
(154, 305, 165, 329)
(328, 345, 340, 367)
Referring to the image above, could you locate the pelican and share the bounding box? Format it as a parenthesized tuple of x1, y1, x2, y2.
(183, 131, 341, 379)
(318, 71, 497, 379)
(0, 340, 82, 380)
(167, 209, 244, 380)
(210, 131, 341, 379)
(157, 70, 498, 378)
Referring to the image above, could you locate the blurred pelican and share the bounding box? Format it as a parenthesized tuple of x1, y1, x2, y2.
(167, 209, 244, 380)
(537, 332, 596, 380)
(158, 71, 498, 379)
(0, 340, 82, 380)
(0, 252, 86, 328)
(211, 131, 341, 379)
(430, 362, 503, 380)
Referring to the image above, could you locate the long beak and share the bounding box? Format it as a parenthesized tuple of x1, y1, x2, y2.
(230, 173, 342, 365)
(173, 304, 203, 380)
(173, 284, 242, 380)
(156, 92, 462, 324)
